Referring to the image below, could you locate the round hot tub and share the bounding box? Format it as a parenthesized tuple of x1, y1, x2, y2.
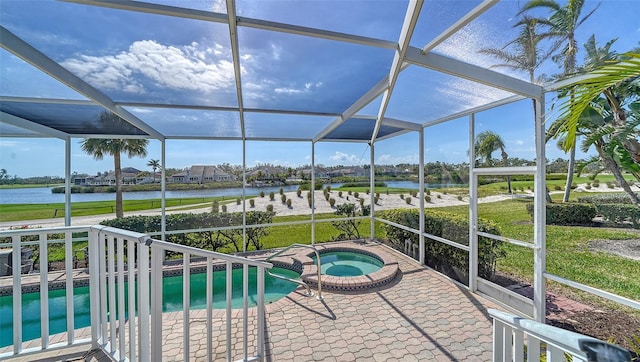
(300, 246, 399, 291)
(311, 251, 383, 277)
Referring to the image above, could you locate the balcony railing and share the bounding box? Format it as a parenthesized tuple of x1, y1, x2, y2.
(0, 225, 272, 361)
(489, 309, 631, 361)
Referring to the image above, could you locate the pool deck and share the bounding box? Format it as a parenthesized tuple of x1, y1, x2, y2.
(2, 241, 507, 361)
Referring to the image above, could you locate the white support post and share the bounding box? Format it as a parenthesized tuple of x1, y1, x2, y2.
(242, 139, 247, 252)
(88, 229, 101, 348)
(311, 141, 316, 245)
(469, 114, 478, 291)
(418, 129, 425, 265)
(370, 143, 375, 240)
(150, 245, 163, 361)
(64, 137, 71, 226)
(161, 140, 166, 241)
(533, 94, 547, 322)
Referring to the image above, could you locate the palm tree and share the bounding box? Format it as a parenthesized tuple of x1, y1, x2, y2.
(474, 131, 512, 193)
(0, 169, 7, 179)
(147, 159, 161, 183)
(81, 113, 149, 218)
(521, 0, 599, 202)
(480, 14, 550, 200)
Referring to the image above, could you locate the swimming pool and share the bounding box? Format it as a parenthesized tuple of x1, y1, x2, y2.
(0, 267, 299, 348)
(312, 251, 383, 277)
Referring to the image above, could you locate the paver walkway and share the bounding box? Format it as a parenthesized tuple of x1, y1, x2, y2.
(4, 242, 505, 361)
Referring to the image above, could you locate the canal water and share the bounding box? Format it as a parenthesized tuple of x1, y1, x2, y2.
(0, 181, 461, 205)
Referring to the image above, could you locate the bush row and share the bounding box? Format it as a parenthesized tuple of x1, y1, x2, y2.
(577, 193, 639, 205)
(377, 209, 504, 281)
(101, 211, 275, 253)
(594, 204, 640, 228)
(525, 203, 596, 226)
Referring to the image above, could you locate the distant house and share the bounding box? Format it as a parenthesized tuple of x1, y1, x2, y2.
(301, 166, 329, 179)
(246, 165, 285, 180)
(169, 166, 236, 184)
(73, 167, 142, 186)
(329, 166, 367, 178)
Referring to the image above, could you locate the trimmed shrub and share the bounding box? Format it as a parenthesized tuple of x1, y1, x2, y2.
(425, 195, 431, 203)
(236, 198, 241, 205)
(437, 194, 441, 199)
(554, 185, 562, 191)
(378, 209, 504, 280)
(457, 195, 463, 201)
(324, 192, 330, 201)
(222, 205, 227, 212)
(525, 203, 596, 225)
(281, 194, 287, 203)
(260, 191, 265, 198)
(249, 199, 255, 208)
(348, 190, 352, 195)
(325, 185, 331, 193)
(329, 198, 336, 207)
(375, 192, 380, 198)
(338, 191, 343, 198)
(269, 192, 275, 201)
(577, 193, 639, 204)
(374, 196, 379, 205)
(297, 189, 302, 198)
(286, 198, 292, 208)
(353, 192, 359, 198)
(211, 200, 219, 213)
(279, 187, 284, 195)
(426, 189, 431, 195)
(359, 198, 365, 206)
(366, 189, 370, 194)
(400, 194, 404, 199)
(411, 190, 417, 198)
(595, 204, 640, 228)
(266, 204, 274, 212)
(405, 196, 412, 205)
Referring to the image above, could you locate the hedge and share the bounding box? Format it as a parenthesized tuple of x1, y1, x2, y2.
(101, 211, 275, 252)
(595, 204, 640, 228)
(525, 203, 596, 225)
(377, 209, 504, 281)
(577, 193, 639, 205)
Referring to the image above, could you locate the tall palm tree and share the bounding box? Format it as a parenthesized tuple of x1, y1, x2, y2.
(147, 159, 161, 182)
(0, 169, 7, 179)
(521, 0, 599, 202)
(81, 113, 149, 218)
(480, 14, 551, 200)
(474, 130, 512, 193)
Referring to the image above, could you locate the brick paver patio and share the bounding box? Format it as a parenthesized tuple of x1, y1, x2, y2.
(4, 241, 506, 361)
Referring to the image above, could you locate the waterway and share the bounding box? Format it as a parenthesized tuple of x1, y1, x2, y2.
(0, 181, 462, 205)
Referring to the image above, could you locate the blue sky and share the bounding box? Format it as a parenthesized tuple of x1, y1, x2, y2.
(1, 0, 639, 178)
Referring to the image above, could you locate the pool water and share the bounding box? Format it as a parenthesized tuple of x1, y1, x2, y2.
(312, 251, 383, 277)
(0, 267, 298, 348)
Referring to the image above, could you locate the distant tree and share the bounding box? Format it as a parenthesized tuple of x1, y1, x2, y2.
(147, 159, 161, 182)
(0, 169, 7, 179)
(81, 116, 149, 218)
(475, 131, 512, 193)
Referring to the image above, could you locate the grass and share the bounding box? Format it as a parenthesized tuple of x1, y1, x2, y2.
(0, 197, 231, 222)
(0, 183, 64, 189)
(435, 199, 640, 302)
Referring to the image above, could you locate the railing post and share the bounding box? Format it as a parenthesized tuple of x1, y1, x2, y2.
(137, 237, 150, 362)
(150, 243, 163, 360)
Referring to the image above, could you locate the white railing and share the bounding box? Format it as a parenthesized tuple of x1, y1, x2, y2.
(0, 226, 92, 358)
(89, 225, 273, 361)
(0, 225, 273, 361)
(489, 309, 631, 362)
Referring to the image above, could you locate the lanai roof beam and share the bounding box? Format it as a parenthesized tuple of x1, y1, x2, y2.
(0, 26, 164, 140)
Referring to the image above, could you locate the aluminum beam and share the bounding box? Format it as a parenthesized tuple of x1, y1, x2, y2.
(405, 47, 543, 98)
(0, 26, 164, 140)
(421, 0, 498, 53)
(226, 0, 246, 139)
(422, 95, 525, 128)
(370, 0, 423, 144)
(0, 111, 68, 139)
(65, 0, 396, 50)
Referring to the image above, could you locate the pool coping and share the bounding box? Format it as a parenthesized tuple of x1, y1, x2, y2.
(0, 240, 400, 297)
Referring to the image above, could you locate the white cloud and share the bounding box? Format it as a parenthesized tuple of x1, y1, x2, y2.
(62, 40, 235, 94)
(329, 151, 359, 164)
(210, 0, 226, 13)
(376, 153, 418, 165)
(274, 82, 322, 95)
